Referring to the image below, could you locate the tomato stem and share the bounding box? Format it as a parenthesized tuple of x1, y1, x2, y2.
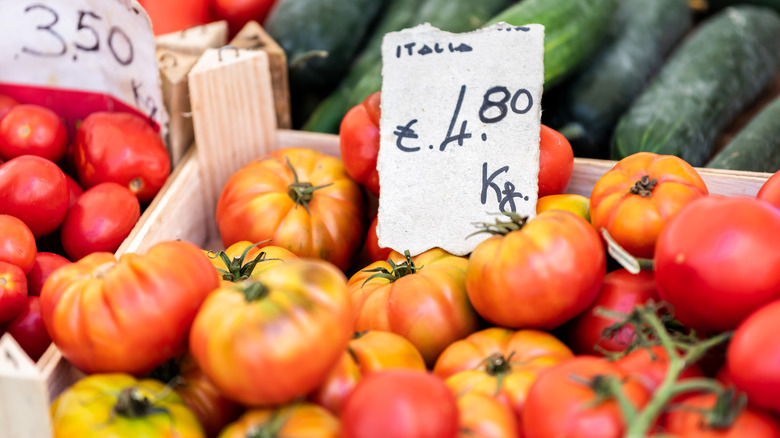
(630, 175, 658, 198)
(601, 228, 654, 274)
(242, 281, 270, 302)
(285, 157, 332, 215)
(360, 250, 421, 286)
(469, 212, 529, 237)
(113, 387, 171, 419)
(209, 240, 277, 282)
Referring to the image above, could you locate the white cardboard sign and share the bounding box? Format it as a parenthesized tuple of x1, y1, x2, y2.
(0, 0, 168, 130)
(377, 22, 545, 256)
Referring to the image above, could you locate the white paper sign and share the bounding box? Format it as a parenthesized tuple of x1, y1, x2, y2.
(377, 23, 544, 256)
(0, 0, 168, 130)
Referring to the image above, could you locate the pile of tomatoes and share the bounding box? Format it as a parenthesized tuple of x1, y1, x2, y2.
(138, 0, 278, 36)
(32, 89, 780, 438)
(0, 95, 170, 361)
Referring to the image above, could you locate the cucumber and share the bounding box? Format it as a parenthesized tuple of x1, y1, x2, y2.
(611, 5, 780, 166)
(302, 0, 513, 133)
(485, 0, 617, 89)
(706, 95, 780, 172)
(690, 0, 780, 14)
(547, 0, 692, 159)
(264, 0, 387, 91)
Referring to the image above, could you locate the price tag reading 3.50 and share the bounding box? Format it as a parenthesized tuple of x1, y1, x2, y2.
(377, 23, 544, 256)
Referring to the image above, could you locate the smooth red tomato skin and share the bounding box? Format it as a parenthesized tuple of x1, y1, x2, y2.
(365, 215, 391, 262)
(727, 300, 780, 414)
(538, 124, 574, 197)
(655, 196, 780, 332)
(757, 171, 780, 209)
(340, 91, 381, 196)
(213, 0, 279, 35)
(0, 155, 69, 238)
(567, 269, 658, 355)
(0, 104, 67, 163)
(64, 174, 84, 209)
(5, 296, 51, 361)
(341, 370, 459, 438)
(0, 215, 37, 274)
(0, 95, 18, 119)
(73, 112, 171, 203)
(664, 393, 780, 438)
(466, 210, 606, 329)
(60, 182, 141, 261)
(138, 0, 211, 35)
(41, 241, 219, 375)
(26, 252, 71, 297)
(0, 261, 27, 324)
(522, 356, 649, 438)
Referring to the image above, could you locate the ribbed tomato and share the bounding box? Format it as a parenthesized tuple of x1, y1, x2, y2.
(219, 403, 339, 438)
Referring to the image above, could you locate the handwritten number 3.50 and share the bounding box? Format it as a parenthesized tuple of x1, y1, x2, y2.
(22, 4, 134, 66)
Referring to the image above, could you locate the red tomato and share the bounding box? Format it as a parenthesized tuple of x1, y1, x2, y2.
(138, 0, 211, 35)
(340, 91, 381, 196)
(757, 170, 780, 209)
(0, 155, 69, 238)
(73, 112, 171, 203)
(727, 299, 780, 414)
(40, 241, 219, 375)
(0, 214, 36, 274)
(0, 95, 19, 120)
(26, 252, 71, 297)
(522, 356, 650, 438)
(0, 261, 27, 324)
(64, 174, 84, 209)
(341, 369, 459, 438)
(655, 196, 780, 332)
(60, 182, 141, 261)
(538, 124, 574, 197)
(664, 392, 780, 438)
(213, 0, 279, 36)
(567, 269, 658, 355)
(4, 296, 51, 361)
(466, 210, 605, 329)
(365, 215, 391, 262)
(0, 104, 67, 163)
(614, 345, 704, 395)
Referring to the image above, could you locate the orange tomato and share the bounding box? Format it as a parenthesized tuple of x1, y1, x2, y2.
(219, 403, 339, 438)
(590, 152, 708, 258)
(204, 240, 298, 283)
(457, 392, 521, 438)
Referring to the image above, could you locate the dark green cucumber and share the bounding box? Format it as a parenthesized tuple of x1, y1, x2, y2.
(706, 95, 780, 171)
(547, 0, 692, 159)
(485, 0, 616, 89)
(302, 0, 513, 133)
(691, 0, 780, 14)
(264, 0, 387, 91)
(611, 5, 780, 166)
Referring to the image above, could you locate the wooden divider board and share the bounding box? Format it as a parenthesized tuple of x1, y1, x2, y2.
(155, 21, 229, 55)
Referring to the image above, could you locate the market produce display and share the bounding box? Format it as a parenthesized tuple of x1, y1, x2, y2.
(3, 1, 780, 437)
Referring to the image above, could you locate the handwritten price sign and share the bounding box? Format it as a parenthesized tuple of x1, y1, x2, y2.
(0, 0, 167, 130)
(377, 23, 544, 256)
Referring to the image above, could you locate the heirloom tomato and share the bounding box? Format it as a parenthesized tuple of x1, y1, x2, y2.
(0, 261, 27, 324)
(73, 111, 171, 203)
(434, 328, 573, 423)
(189, 259, 352, 406)
(466, 210, 605, 329)
(4, 296, 51, 361)
(365, 215, 391, 263)
(341, 369, 459, 438)
(349, 249, 478, 365)
(522, 356, 650, 438)
(311, 330, 426, 414)
(538, 123, 574, 197)
(0, 94, 18, 119)
(757, 170, 780, 209)
(536, 193, 590, 222)
(151, 354, 243, 438)
(590, 152, 708, 258)
(205, 240, 297, 283)
(219, 403, 339, 438)
(40, 241, 219, 374)
(0, 104, 67, 163)
(26, 252, 71, 296)
(340, 91, 381, 196)
(212, 0, 279, 36)
(655, 196, 780, 332)
(50, 373, 204, 438)
(60, 182, 141, 261)
(216, 147, 365, 271)
(567, 268, 658, 355)
(726, 299, 780, 414)
(663, 392, 780, 438)
(0, 155, 69, 238)
(0, 214, 36, 274)
(457, 392, 520, 438)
